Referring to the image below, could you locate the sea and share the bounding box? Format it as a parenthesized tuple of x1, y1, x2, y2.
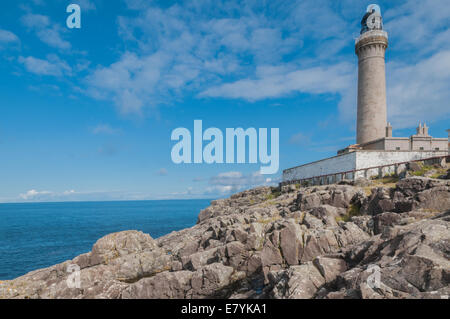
(0, 199, 211, 280)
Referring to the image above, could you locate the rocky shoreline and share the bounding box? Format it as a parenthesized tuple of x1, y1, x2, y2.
(0, 173, 449, 299)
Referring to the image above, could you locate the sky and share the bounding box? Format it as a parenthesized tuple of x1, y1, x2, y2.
(0, 0, 449, 203)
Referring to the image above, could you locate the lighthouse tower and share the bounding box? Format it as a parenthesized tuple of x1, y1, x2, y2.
(355, 4, 388, 145)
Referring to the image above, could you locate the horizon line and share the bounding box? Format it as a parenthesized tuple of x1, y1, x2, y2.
(0, 197, 218, 205)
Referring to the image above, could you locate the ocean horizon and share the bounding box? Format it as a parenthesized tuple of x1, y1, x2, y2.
(0, 199, 212, 280)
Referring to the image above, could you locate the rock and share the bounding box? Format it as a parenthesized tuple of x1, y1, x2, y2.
(373, 212, 402, 235)
(279, 222, 302, 265)
(313, 257, 347, 283)
(361, 177, 450, 215)
(308, 205, 344, 227)
(408, 161, 422, 172)
(1, 177, 448, 300)
(296, 185, 360, 210)
(182, 248, 218, 270)
(269, 263, 325, 299)
(354, 178, 372, 187)
(122, 271, 193, 299)
(328, 213, 450, 299)
(89, 230, 158, 266)
(191, 263, 235, 297)
(261, 241, 283, 267)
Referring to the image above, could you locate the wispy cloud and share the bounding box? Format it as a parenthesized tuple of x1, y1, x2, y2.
(10, 0, 450, 131)
(289, 132, 311, 146)
(386, 50, 450, 128)
(207, 170, 278, 195)
(18, 55, 72, 77)
(84, 1, 336, 114)
(19, 189, 53, 200)
(74, 0, 97, 11)
(92, 124, 121, 135)
(12, 189, 152, 203)
(21, 13, 71, 50)
(0, 29, 20, 48)
(78, 0, 449, 132)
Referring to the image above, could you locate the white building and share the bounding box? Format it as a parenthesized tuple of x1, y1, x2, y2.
(282, 5, 448, 185)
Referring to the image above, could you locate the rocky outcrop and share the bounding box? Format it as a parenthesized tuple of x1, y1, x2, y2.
(0, 177, 448, 299)
(361, 177, 450, 215)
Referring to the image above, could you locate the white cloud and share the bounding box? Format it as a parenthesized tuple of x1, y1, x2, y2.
(384, 0, 450, 54)
(86, 52, 168, 114)
(200, 63, 354, 100)
(92, 124, 121, 135)
(18, 55, 72, 77)
(0, 29, 20, 44)
(21, 13, 71, 50)
(75, 0, 97, 11)
(84, 2, 314, 114)
(19, 189, 53, 200)
(13, 189, 149, 203)
(208, 170, 279, 195)
(124, 0, 150, 10)
(17, 0, 449, 132)
(0, 29, 20, 50)
(21, 13, 50, 28)
(36, 26, 71, 50)
(386, 50, 450, 128)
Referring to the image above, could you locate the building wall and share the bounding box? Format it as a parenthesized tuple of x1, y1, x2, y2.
(411, 137, 432, 151)
(282, 150, 448, 183)
(360, 137, 448, 152)
(430, 139, 448, 151)
(384, 138, 410, 151)
(361, 138, 384, 150)
(282, 152, 357, 182)
(447, 130, 450, 153)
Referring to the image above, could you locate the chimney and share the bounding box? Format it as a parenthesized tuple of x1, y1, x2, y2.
(416, 123, 423, 135)
(423, 123, 429, 136)
(386, 122, 392, 137)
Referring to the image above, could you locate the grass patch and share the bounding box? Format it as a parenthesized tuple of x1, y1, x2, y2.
(363, 186, 373, 196)
(380, 176, 399, 184)
(336, 204, 361, 223)
(429, 167, 447, 179)
(367, 175, 399, 190)
(265, 190, 281, 201)
(411, 164, 434, 176)
(257, 216, 280, 225)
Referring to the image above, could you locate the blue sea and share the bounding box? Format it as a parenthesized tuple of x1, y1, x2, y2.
(0, 199, 211, 280)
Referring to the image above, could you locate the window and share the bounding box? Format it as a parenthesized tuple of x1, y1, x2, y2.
(419, 147, 424, 150)
(396, 147, 400, 150)
(435, 148, 440, 151)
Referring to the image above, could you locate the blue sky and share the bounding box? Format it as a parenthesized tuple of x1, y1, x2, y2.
(0, 0, 449, 202)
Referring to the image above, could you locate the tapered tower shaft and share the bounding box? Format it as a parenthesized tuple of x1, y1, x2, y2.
(355, 5, 388, 145)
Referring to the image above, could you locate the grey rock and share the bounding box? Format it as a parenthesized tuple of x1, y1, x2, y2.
(1, 178, 448, 300)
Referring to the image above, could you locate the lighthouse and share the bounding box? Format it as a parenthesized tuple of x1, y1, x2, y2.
(355, 4, 388, 145)
(282, 4, 448, 186)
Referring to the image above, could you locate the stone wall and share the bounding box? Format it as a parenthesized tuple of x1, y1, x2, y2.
(354, 150, 447, 179)
(282, 150, 448, 183)
(282, 152, 357, 182)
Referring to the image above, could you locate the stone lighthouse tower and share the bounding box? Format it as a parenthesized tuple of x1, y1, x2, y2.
(355, 4, 388, 145)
